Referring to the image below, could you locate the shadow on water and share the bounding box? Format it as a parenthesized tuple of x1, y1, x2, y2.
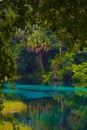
(3, 83, 87, 130)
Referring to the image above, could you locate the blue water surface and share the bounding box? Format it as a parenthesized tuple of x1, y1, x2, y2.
(3, 83, 87, 99)
(2, 83, 87, 130)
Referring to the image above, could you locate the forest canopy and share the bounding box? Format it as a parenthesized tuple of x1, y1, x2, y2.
(0, 0, 87, 84)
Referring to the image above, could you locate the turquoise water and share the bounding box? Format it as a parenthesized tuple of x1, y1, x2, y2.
(3, 83, 87, 130)
(4, 83, 87, 98)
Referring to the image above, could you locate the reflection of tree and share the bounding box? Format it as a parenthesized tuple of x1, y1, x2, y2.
(54, 94, 87, 130)
(26, 98, 71, 130)
(25, 98, 60, 130)
(17, 94, 87, 130)
(53, 96, 71, 130)
(27, 99, 55, 116)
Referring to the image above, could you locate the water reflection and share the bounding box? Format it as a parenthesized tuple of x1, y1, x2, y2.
(18, 98, 60, 130)
(17, 97, 87, 130)
(3, 84, 87, 130)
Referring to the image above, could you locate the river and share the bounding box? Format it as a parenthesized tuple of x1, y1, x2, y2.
(3, 83, 87, 130)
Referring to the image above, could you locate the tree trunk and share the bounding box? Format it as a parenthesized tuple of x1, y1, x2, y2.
(38, 51, 44, 71)
(39, 51, 43, 66)
(59, 45, 62, 57)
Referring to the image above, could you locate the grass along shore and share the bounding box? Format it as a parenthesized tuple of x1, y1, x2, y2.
(1, 101, 32, 130)
(0, 122, 32, 130)
(2, 100, 27, 114)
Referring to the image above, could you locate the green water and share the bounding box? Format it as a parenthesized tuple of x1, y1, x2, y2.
(4, 84, 87, 130)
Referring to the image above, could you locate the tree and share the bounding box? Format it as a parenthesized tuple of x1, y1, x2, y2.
(43, 51, 74, 85)
(2, 0, 86, 50)
(27, 25, 51, 70)
(0, 0, 17, 125)
(0, 0, 86, 85)
(72, 62, 87, 88)
(36, 0, 87, 50)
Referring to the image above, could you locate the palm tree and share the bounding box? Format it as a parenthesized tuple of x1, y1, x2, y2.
(27, 25, 51, 70)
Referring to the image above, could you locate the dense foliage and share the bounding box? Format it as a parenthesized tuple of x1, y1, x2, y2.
(0, 0, 87, 129)
(0, 0, 87, 85)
